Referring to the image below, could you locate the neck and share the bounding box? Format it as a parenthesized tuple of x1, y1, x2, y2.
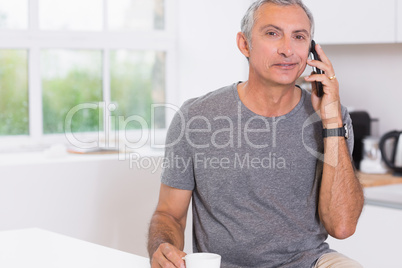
(238, 80, 301, 117)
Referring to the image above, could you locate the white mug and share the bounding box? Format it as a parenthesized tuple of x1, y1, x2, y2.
(183, 252, 221, 268)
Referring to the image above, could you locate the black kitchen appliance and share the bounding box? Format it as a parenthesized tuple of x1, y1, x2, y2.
(350, 111, 372, 170)
(379, 130, 402, 176)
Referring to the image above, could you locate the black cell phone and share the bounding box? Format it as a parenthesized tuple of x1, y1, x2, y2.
(309, 40, 324, 97)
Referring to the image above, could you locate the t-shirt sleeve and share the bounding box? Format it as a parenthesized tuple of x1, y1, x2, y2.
(342, 105, 354, 157)
(160, 101, 195, 191)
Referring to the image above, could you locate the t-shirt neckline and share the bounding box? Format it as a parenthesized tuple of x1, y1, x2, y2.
(232, 81, 306, 120)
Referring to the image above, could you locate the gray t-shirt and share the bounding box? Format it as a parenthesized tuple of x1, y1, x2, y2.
(161, 82, 354, 268)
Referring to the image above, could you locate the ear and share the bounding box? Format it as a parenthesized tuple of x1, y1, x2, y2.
(236, 32, 250, 58)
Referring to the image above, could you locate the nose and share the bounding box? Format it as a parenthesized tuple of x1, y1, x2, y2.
(277, 37, 294, 57)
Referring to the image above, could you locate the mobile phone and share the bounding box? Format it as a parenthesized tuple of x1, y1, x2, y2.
(309, 40, 324, 97)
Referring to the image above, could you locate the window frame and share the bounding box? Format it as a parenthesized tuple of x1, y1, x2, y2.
(0, 0, 177, 151)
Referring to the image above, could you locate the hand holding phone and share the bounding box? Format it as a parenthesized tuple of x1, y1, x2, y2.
(309, 40, 324, 97)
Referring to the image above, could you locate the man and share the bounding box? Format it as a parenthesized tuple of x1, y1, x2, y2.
(147, 0, 364, 267)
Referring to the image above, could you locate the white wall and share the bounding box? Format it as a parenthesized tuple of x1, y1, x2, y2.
(176, 0, 249, 103)
(0, 154, 162, 258)
(322, 44, 402, 136)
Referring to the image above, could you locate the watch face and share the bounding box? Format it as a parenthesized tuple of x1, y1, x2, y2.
(344, 124, 349, 139)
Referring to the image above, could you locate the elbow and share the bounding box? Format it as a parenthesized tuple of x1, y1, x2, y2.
(330, 224, 357, 240)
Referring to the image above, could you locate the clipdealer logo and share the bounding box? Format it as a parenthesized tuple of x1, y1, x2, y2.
(63, 101, 286, 157)
(129, 152, 287, 174)
(63, 99, 345, 169)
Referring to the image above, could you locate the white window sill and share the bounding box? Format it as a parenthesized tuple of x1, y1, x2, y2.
(0, 146, 164, 167)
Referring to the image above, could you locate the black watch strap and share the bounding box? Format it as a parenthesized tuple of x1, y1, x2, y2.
(323, 124, 349, 139)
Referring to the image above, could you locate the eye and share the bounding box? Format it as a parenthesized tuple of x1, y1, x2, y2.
(266, 31, 277, 36)
(295, 35, 305, 40)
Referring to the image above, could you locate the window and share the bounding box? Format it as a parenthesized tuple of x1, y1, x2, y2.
(41, 49, 103, 134)
(0, 50, 29, 135)
(39, 0, 103, 31)
(108, 0, 165, 31)
(0, 0, 175, 150)
(110, 50, 166, 130)
(0, 0, 28, 30)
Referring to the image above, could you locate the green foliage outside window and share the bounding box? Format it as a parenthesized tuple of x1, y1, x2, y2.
(110, 50, 166, 130)
(41, 50, 103, 134)
(0, 49, 165, 137)
(0, 50, 29, 136)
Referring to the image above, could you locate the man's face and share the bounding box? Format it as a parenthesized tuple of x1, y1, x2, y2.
(247, 3, 311, 86)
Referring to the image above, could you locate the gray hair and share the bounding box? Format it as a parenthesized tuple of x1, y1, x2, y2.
(241, 0, 315, 47)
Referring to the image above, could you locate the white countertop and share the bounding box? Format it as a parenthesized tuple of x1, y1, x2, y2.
(364, 183, 402, 210)
(0, 228, 151, 268)
(0, 148, 164, 167)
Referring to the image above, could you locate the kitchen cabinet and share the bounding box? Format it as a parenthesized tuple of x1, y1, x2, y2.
(398, 0, 402, 42)
(303, 0, 396, 44)
(327, 184, 402, 267)
(326, 204, 402, 267)
(0, 152, 163, 258)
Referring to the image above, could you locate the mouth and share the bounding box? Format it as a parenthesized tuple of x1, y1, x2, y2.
(273, 63, 298, 70)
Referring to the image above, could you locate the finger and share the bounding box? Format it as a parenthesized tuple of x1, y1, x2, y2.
(305, 72, 322, 98)
(305, 73, 338, 86)
(160, 244, 186, 268)
(311, 83, 320, 98)
(314, 43, 331, 65)
(152, 250, 176, 268)
(308, 71, 318, 92)
(305, 74, 339, 99)
(308, 43, 336, 76)
(310, 87, 322, 112)
(315, 44, 336, 77)
(307, 59, 335, 78)
(304, 73, 326, 84)
(304, 74, 339, 97)
(155, 258, 176, 268)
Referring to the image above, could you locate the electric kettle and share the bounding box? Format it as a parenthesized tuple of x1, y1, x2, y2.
(379, 130, 402, 176)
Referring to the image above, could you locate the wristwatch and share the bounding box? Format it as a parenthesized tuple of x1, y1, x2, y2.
(323, 124, 349, 139)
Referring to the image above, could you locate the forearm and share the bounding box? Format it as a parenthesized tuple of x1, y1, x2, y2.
(147, 211, 186, 258)
(319, 133, 364, 239)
